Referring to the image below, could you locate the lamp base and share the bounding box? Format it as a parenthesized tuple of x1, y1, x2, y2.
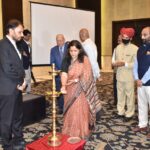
(48, 134, 62, 147)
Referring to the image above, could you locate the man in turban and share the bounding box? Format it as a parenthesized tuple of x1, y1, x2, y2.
(120, 27, 135, 40)
(112, 27, 138, 122)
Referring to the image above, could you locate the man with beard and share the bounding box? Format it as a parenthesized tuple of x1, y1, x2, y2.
(112, 27, 138, 122)
(0, 19, 26, 150)
(132, 27, 150, 136)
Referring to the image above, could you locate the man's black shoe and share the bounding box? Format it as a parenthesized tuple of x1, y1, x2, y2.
(96, 108, 104, 121)
(114, 114, 124, 119)
(13, 145, 24, 150)
(13, 140, 25, 150)
(33, 82, 38, 87)
(3, 144, 13, 150)
(123, 117, 133, 122)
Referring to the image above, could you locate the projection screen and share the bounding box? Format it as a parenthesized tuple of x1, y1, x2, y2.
(31, 3, 95, 65)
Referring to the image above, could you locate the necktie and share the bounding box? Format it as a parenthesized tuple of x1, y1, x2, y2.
(60, 47, 63, 59)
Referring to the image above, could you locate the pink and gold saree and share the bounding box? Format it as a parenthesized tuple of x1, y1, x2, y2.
(62, 56, 101, 139)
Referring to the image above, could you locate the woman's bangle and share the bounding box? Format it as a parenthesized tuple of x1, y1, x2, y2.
(74, 79, 78, 83)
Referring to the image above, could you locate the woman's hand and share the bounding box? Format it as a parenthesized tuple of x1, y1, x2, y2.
(60, 86, 67, 94)
(67, 78, 79, 85)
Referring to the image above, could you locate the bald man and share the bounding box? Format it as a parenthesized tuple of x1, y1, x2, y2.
(79, 28, 101, 81)
(50, 34, 68, 114)
(133, 27, 150, 135)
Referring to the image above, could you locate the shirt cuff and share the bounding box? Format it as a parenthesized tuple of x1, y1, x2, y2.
(125, 62, 128, 67)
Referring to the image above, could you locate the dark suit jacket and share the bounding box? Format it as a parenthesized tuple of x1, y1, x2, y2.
(50, 43, 68, 70)
(17, 39, 31, 69)
(0, 37, 25, 95)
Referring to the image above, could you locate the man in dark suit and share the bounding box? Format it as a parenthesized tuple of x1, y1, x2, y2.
(0, 19, 26, 150)
(17, 29, 33, 94)
(50, 34, 68, 114)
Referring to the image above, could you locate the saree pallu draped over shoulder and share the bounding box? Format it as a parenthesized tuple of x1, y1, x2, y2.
(62, 56, 102, 139)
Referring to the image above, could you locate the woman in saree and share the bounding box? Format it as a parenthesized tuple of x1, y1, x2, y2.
(61, 40, 102, 139)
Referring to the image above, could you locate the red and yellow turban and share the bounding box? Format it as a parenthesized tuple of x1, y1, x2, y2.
(120, 27, 135, 38)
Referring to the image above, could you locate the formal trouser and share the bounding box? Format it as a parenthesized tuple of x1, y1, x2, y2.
(138, 86, 150, 128)
(25, 67, 31, 93)
(0, 90, 23, 149)
(56, 77, 64, 111)
(31, 70, 36, 83)
(113, 73, 117, 105)
(117, 81, 135, 117)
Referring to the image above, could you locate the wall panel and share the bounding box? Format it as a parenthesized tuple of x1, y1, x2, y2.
(2, 0, 23, 35)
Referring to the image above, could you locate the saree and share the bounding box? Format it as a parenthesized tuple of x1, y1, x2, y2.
(62, 56, 102, 139)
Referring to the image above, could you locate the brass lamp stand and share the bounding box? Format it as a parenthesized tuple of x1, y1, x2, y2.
(46, 63, 62, 146)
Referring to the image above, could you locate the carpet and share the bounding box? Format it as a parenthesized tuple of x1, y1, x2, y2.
(1, 72, 150, 150)
(25, 72, 150, 150)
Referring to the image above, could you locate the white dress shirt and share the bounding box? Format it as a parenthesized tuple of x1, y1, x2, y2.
(133, 57, 150, 84)
(82, 38, 100, 80)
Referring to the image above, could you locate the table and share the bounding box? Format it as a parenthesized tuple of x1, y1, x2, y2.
(26, 133, 86, 150)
